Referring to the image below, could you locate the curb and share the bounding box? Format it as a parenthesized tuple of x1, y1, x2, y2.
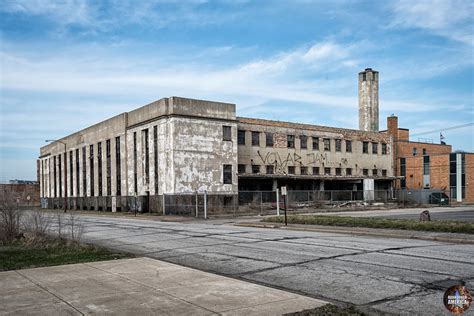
(235, 222, 474, 244)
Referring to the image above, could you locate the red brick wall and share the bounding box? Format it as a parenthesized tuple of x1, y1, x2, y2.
(0, 184, 40, 207)
(466, 154, 474, 202)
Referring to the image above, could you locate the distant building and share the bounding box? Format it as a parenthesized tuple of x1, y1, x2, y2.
(9, 179, 38, 185)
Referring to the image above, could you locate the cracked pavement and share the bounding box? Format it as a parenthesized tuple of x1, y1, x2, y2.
(65, 214, 474, 315)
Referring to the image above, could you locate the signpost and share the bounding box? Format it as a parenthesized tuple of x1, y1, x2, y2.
(281, 186, 288, 226)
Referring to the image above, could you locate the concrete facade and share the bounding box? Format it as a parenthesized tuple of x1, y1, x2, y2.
(359, 68, 379, 132)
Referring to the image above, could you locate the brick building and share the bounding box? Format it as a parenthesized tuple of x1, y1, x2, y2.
(384, 115, 473, 203)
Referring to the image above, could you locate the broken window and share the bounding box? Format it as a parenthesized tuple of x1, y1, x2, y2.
(312, 137, 319, 150)
(323, 138, 330, 151)
(223, 165, 232, 184)
(382, 169, 387, 177)
(335, 139, 342, 152)
(300, 135, 307, 149)
(412, 147, 417, 156)
(346, 140, 352, 152)
(252, 131, 260, 146)
(363, 141, 369, 154)
(238, 130, 246, 145)
(373, 169, 378, 177)
(252, 165, 260, 174)
(115, 137, 121, 196)
(300, 166, 308, 175)
(287, 135, 295, 148)
(266, 133, 273, 147)
(363, 169, 368, 176)
(313, 167, 320, 175)
(382, 143, 387, 155)
(335, 168, 341, 176)
(223, 126, 232, 141)
(238, 164, 246, 174)
(266, 165, 274, 174)
(288, 166, 295, 174)
(324, 167, 331, 175)
(372, 142, 378, 154)
(346, 168, 352, 176)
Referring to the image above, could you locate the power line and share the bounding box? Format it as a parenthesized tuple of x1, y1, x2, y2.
(410, 123, 474, 137)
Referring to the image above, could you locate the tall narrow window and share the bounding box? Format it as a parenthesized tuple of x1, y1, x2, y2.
(251, 131, 260, 146)
(238, 164, 246, 174)
(222, 126, 232, 141)
(266, 133, 273, 147)
(372, 142, 378, 154)
(98, 142, 102, 196)
(41, 160, 44, 197)
(335, 139, 342, 152)
(223, 165, 232, 184)
(106, 139, 111, 196)
(53, 156, 57, 198)
(382, 143, 387, 155)
(423, 155, 430, 175)
(90, 144, 94, 196)
(238, 130, 246, 145)
(363, 141, 369, 153)
(75, 149, 80, 197)
(287, 135, 295, 148)
(133, 132, 137, 194)
(266, 165, 274, 174)
(323, 138, 331, 151)
(300, 135, 308, 149)
(69, 151, 73, 196)
(400, 157, 406, 188)
(82, 147, 86, 196)
(115, 137, 121, 196)
(143, 129, 149, 184)
(288, 166, 295, 174)
(58, 155, 62, 197)
(312, 137, 319, 150)
(412, 147, 417, 156)
(346, 140, 352, 152)
(153, 126, 158, 194)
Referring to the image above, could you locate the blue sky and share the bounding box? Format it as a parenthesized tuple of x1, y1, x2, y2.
(0, 0, 473, 182)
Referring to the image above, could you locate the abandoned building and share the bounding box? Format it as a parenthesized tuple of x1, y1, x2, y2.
(38, 68, 396, 212)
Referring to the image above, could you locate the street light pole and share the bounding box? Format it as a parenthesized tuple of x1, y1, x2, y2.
(46, 139, 67, 213)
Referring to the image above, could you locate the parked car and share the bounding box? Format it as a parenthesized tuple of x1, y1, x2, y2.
(428, 192, 449, 205)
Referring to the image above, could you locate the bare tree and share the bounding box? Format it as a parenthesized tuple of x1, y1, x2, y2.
(23, 209, 51, 236)
(67, 212, 84, 242)
(0, 187, 22, 242)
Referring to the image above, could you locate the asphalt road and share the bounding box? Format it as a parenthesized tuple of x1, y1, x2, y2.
(66, 214, 473, 315)
(369, 210, 474, 222)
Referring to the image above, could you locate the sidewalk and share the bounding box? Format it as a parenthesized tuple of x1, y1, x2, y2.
(237, 222, 474, 244)
(0, 257, 327, 315)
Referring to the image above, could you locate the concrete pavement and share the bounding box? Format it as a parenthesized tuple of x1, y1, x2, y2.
(53, 213, 474, 315)
(0, 257, 326, 315)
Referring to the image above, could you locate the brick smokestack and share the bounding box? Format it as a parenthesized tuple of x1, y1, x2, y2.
(358, 68, 379, 132)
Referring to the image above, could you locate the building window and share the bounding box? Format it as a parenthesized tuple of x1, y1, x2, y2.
(53, 156, 57, 198)
(300, 135, 307, 149)
(266, 165, 274, 174)
(133, 132, 137, 194)
(300, 166, 308, 175)
(287, 135, 295, 148)
(372, 142, 378, 154)
(288, 166, 295, 174)
(346, 168, 352, 176)
(238, 164, 246, 174)
(335, 139, 342, 152)
(223, 126, 232, 141)
(75, 149, 80, 197)
(400, 158, 406, 188)
(323, 138, 330, 151)
(252, 131, 260, 146)
(98, 142, 102, 196)
(143, 129, 149, 184)
(382, 169, 387, 177)
(312, 137, 319, 150)
(115, 137, 121, 196)
(372, 169, 378, 177)
(363, 168, 368, 176)
(313, 167, 319, 175)
(346, 140, 352, 153)
(335, 168, 341, 176)
(324, 167, 331, 175)
(238, 130, 246, 145)
(412, 147, 417, 156)
(363, 141, 369, 154)
(89, 145, 94, 196)
(252, 165, 260, 174)
(382, 143, 387, 155)
(423, 155, 430, 175)
(106, 139, 111, 196)
(153, 126, 158, 194)
(58, 155, 62, 197)
(266, 133, 273, 147)
(69, 150, 73, 197)
(223, 165, 232, 184)
(422, 148, 426, 156)
(82, 147, 86, 196)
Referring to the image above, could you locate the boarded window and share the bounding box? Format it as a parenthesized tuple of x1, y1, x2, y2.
(335, 139, 341, 152)
(372, 142, 378, 154)
(238, 130, 246, 145)
(266, 133, 273, 147)
(266, 165, 274, 174)
(324, 138, 330, 151)
(223, 165, 232, 184)
(300, 166, 308, 175)
(312, 137, 319, 150)
(346, 140, 352, 152)
(252, 131, 260, 146)
(300, 135, 307, 149)
(238, 164, 246, 174)
(288, 166, 295, 174)
(363, 141, 368, 153)
(223, 126, 232, 141)
(252, 165, 260, 174)
(287, 135, 295, 148)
